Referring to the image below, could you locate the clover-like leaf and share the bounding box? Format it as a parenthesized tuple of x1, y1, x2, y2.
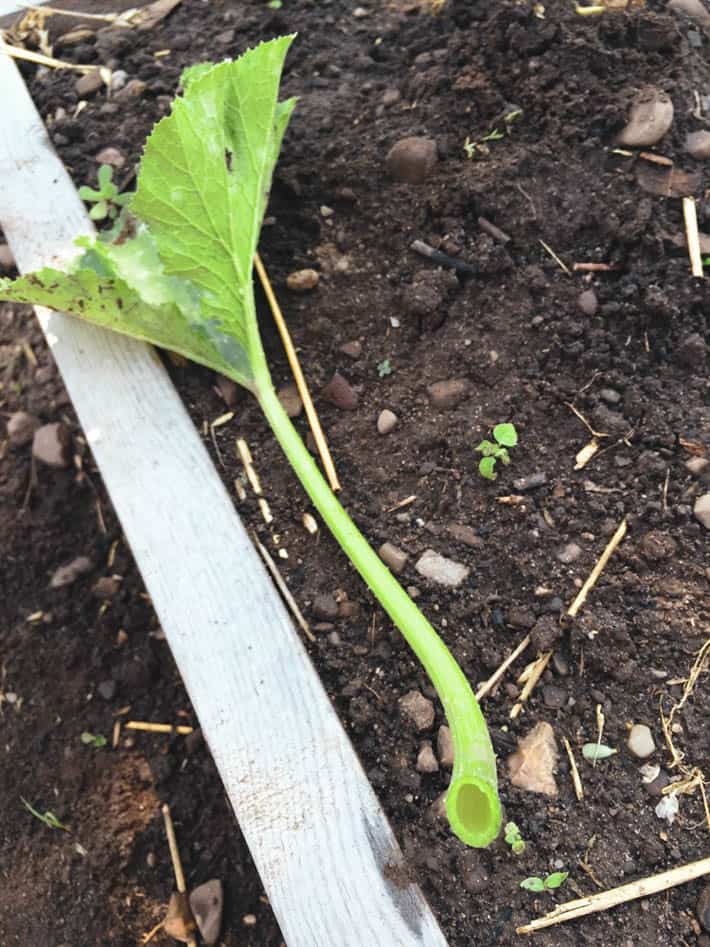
(520, 877, 545, 892)
(544, 871, 568, 889)
(493, 422, 518, 448)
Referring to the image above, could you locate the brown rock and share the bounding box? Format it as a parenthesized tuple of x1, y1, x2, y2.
(7, 411, 40, 447)
(277, 383, 303, 418)
(686, 130, 710, 160)
(93, 576, 121, 599)
(669, 0, 710, 27)
(416, 741, 439, 773)
(377, 409, 398, 435)
(378, 541, 409, 574)
(437, 725, 454, 768)
(385, 137, 438, 184)
(0, 243, 15, 271)
(95, 146, 125, 168)
(32, 422, 72, 468)
(50, 556, 93, 589)
(286, 268, 319, 292)
(313, 593, 339, 621)
(322, 372, 358, 410)
(340, 340, 362, 359)
(617, 86, 673, 148)
(427, 378, 469, 410)
(399, 690, 435, 731)
(75, 71, 103, 98)
(507, 721, 558, 796)
(447, 524, 481, 548)
(114, 79, 147, 101)
(164, 891, 196, 942)
(189, 879, 223, 946)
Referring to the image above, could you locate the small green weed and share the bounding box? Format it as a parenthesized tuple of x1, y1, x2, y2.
(78, 164, 131, 221)
(476, 423, 518, 480)
(377, 358, 393, 378)
(520, 871, 568, 892)
(21, 797, 69, 831)
(81, 731, 108, 749)
(504, 821, 526, 855)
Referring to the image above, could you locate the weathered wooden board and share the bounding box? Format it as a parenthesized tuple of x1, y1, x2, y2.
(0, 54, 449, 946)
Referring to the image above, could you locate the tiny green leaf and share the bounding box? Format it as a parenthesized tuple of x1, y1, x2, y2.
(268, 0, 283, 7)
(504, 821, 519, 838)
(544, 871, 568, 889)
(582, 743, 617, 761)
(80, 731, 95, 745)
(520, 877, 545, 892)
(21, 797, 69, 831)
(97, 164, 113, 190)
(377, 358, 393, 377)
(78, 185, 102, 201)
(89, 201, 108, 221)
(479, 456, 497, 480)
(499, 448, 511, 465)
(476, 440, 496, 456)
(493, 423, 518, 448)
(512, 839, 526, 855)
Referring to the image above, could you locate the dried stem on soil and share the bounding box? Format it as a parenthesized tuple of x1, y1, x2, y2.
(162, 804, 197, 947)
(254, 533, 314, 642)
(567, 518, 627, 618)
(572, 262, 622, 272)
(254, 252, 341, 492)
(126, 721, 193, 735)
(538, 239, 571, 275)
(0, 39, 98, 73)
(476, 634, 531, 701)
(683, 197, 705, 278)
(563, 737, 584, 800)
(510, 650, 552, 719)
(517, 855, 710, 933)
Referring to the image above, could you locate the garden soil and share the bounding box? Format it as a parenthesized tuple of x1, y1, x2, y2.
(1, 0, 709, 944)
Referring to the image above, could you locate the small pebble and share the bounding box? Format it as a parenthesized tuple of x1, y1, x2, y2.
(114, 79, 146, 101)
(313, 593, 339, 621)
(93, 576, 121, 599)
(617, 86, 673, 147)
(382, 88, 401, 107)
(146, 851, 157, 868)
(447, 524, 482, 548)
(542, 685, 567, 709)
(398, 689, 435, 731)
(686, 130, 710, 159)
(599, 387, 621, 405)
(189, 879, 224, 945)
(385, 137, 438, 184)
(340, 340, 362, 359)
(416, 741, 439, 773)
(32, 422, 72, 468)
(378, 541, 409, 574)
(697, 885, 710, 933)
(377, 409, 398, 435)
(50, 556, 93, 589)
(507, 721, 558, 796)
(75, 71, 103, 98)
(286, 268, 319, 292)
(427, 378, 469, 410)
(557, 542, 582, 564)
(552, 652, 570, 676)
(97, 679, 117, 701)
(437, 725, 454, 768)
(110, 70, 127, 91)
(243, 914, 257, 926)
(686, 457, 709, 477)
(277, 383, 303, 418)
(513, 472, 547, 491)
(694, 494, 710, 529)
(95, 146, 125, 168)
(7, 411, 40, 447)
(321, 373, 358, 411)
(577, 289, 598, 316)
(415, 549, 469, 588)
(628, 723, 656, 759)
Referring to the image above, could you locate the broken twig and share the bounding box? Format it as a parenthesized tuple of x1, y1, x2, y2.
(126, 721, 193, 735)
(410, 239, 477, 274)
(510, 650, 553, 718)
(563, 737, 584, 801)
(567, 518, 627, 618)
(254, 534, 315, 642)
(476, 634, 531, 701)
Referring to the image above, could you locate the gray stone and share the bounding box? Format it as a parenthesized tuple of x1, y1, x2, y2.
(557, 542, 582, 564)
(7, 411, 40, 447)
(543, 685, 567, 710)
(416, 741, 439, 773)
(447, 523, 482, 548)
(50, 556, 93, 589)
(189, 879, 223, 946)
(95, 146, 125, 168)
(385, 137, 438, 184)
(313, 593, 339, 621)
(513, 472, 547, 491)
(322, 373, 358, 410)
(686, 130, 710, 160)
(437, 725, 454, 768)
(686, 457, 709, 478)
(669, 0, 710, 28)
(398, 689, 435, 731)
(33, 422, 72, 467)
(694, 494, 710, 529)
(277, 383, 303, 418)
(340, 340, 362, 359)
(577, 289, 598, 316)
(93, 576, 121, 599)
(382, 88, 401, 107)
(114, 79, 146, 101)
(697, 884, 710, 933)
(377, 409, 398, 435)
(427, 378, 469, 409)
(599, 387, 621, 405)
(628, 723, 656, 759)
(617, 86, 673, 147)
(378, 541, 409, 574)
(75, 70, 103, 98)
(97, 679, 117, 701)
(415, 549, 469, 587)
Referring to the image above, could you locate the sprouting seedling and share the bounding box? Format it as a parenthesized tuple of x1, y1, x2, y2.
(21, 796, 69, 831)
(78, 164, 131, 221)
(476, 422, 518, 480)
(81, 731, 108, 749)
(504, 821, 526, 855)
(377, 358, 393, 378)
(582, 742, 617, 762)
(0, 38, 502, 849)
(520, 871, 568, 892)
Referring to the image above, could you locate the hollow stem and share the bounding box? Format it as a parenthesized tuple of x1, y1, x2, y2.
(256, 377, 502, 847)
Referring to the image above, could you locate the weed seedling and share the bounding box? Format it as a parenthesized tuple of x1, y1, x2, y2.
(476, 422, 518, 480)
(504, 821, 526, 855)
(520, 871, 568, 893)
(21, 797, 69, 831)
(78, 164, 131, 222)
(377, 358, 393, 378)
(81, 731, 108, 749)
(0, 38, 502, 849)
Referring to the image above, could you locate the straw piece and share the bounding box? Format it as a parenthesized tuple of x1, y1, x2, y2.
(539, 239, 571, 275)
(683, 197, 704, 278)
(161, 804, 197, 947)
(236, 437, 263, 495)
(126, 721, 193, 735)
(510, 651, 553, 718)
(254, 252, 341, 492)
(563, 737, 584, 801)
(254, 534, 315, 642)
(517, 856, 710, 934)
(567, 518, 627, 618)
(0, 39, 96, 72)
(476, 634, 531, 701)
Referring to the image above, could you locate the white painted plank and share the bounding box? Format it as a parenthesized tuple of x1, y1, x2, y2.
(0, 54, 449, 947)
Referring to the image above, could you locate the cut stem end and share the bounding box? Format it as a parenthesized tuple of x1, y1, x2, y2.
(446, 776, 502, 848)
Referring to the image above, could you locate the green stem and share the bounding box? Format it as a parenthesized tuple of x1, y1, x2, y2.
(255, 377, 502, 847)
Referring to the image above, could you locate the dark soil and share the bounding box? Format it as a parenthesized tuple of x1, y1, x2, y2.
(2, 0, 710, 945)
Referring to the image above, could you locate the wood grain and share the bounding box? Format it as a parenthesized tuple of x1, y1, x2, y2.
(0, 54, 449, 946)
